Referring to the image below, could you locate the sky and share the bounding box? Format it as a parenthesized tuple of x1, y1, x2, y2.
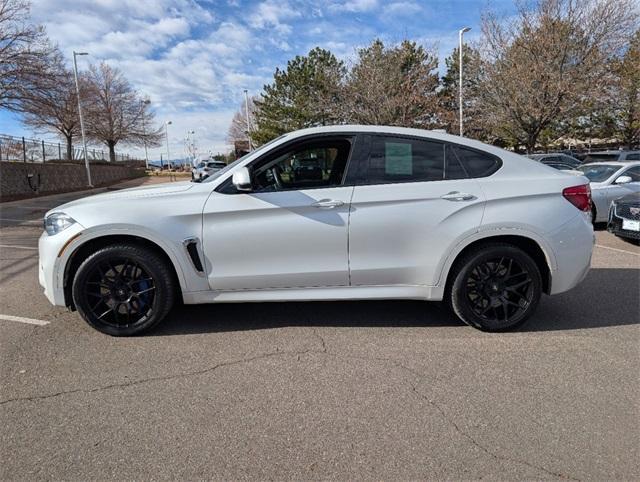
(0, 0, 517, 161)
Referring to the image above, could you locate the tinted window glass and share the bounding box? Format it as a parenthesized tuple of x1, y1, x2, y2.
(622, 166, 640, 182)
(453, 146, 501, 178)
(251, 138, 352, 192)
(368, 137, 444, 183)
(626, 153, 640, 160)
(444, 145, 468, 180)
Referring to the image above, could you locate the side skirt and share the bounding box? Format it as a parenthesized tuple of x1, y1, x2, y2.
(182, 285, 445, 304)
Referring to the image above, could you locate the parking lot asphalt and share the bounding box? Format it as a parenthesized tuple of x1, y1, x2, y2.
(1, 178, 639, 480)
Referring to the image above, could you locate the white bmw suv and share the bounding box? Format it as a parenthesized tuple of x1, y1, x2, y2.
(39, 126, 594, 335)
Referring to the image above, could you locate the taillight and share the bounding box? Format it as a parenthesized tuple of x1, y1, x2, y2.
(562, 184, 591, 212)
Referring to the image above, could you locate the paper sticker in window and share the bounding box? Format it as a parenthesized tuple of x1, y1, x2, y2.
(385, 142, 412, 175)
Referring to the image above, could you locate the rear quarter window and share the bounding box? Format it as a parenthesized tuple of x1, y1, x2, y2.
(452, 145, 502, 178)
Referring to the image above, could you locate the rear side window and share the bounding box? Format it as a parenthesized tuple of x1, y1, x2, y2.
(368, 136, 444, 183)
(626, 153, 640, 160)
(452, 145, 501, 178)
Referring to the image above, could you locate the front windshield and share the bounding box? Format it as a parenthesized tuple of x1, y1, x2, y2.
(200, 135, 287, 183)
(577, 164, 619, 182)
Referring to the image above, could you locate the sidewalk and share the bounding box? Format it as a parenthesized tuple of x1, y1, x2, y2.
(0, 175, 175, 207)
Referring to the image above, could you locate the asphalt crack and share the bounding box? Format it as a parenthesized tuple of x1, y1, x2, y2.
(0, 348, 321, 406)
(1, 331, 580, 480)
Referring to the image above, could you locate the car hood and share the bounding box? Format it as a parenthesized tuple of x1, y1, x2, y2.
(48, 181, 195, 214)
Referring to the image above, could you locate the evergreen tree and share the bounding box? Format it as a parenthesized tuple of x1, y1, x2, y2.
(252, 48, 346, 145)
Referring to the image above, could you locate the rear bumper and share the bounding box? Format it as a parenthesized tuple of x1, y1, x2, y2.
(547, 212, 593, 295)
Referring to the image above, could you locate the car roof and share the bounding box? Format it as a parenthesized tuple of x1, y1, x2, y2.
(284, 125, 513, 158)
(581, 161, 640, 167)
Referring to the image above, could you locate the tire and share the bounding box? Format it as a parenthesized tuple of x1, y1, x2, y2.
(591, 205, 597, 224)
(447, 243, 542, 332)
(72, 243, 175, 336)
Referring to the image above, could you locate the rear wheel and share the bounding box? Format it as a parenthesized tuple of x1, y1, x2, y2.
(448, 244, 542, 331)
(72, 243, 175, 336)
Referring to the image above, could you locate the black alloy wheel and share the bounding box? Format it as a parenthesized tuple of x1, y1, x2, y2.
(72, 244, 175, 336)
(449, 244, 542, 331)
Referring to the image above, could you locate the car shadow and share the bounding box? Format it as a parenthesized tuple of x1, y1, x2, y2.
(152, 268, 639, 336)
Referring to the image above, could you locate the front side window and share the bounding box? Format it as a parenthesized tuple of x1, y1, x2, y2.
(367, 136, 445, 184)
(620, 166, 640, 182)
(625, 153, 640, 160)
(251, 138, 352, 192)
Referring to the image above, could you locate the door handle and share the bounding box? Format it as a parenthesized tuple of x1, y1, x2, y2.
(311, 199, 344, 209)
(440, 191, 476, 201)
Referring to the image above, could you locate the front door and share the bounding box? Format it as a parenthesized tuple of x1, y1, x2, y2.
(201, 136, 356, 290)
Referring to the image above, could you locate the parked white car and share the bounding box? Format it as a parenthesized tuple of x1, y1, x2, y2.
(576, 162, 640, 222)
(194, 160, 227, 181)
(39, 126, 594, 336)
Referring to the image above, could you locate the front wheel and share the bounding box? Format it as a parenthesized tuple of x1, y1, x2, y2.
(448, 244, 542, 331)
(72, 243, 176, 336)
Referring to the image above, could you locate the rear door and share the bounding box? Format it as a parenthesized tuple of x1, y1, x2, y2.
(348, 135, 490, 287)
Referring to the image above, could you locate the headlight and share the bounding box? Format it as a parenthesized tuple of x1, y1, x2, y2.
(44, 213, 76, 236)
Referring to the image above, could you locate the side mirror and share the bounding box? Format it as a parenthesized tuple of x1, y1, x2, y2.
(615, 175, 632, 185)
(232, 167, 252, 191)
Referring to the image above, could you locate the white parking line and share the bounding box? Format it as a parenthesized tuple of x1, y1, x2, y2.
(0, 314, 49, 326)
(595, 244, 640, 256)
(0, 244, 38, 250)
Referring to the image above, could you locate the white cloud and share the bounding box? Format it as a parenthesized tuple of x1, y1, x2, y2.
(382, 1, 422, 17)
(328, 0, 378, 13)
(248, 0, 301, 34)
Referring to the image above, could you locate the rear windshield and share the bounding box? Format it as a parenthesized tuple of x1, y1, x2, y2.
(578, 164, 619, 182)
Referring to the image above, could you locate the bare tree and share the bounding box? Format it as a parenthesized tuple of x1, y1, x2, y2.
(0, 0, 56, 111)
(344, 39, 439, 127)
(605, 29, 640, 148)
(479, 0, 639, 152)
(227, 95, 257, 144)
(20, 50, 81, 160)
(83, 62, 162, 162)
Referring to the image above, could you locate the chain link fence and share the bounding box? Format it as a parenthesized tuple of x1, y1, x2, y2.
(0, 134, 142, 164)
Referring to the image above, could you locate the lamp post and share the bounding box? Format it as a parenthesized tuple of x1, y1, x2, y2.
(243, 89, 253, 151)
(165, 121, 172, 170)
(140, 99, 150, 170)
(458, 27, 471, 137)
(73, 51, 92, 186)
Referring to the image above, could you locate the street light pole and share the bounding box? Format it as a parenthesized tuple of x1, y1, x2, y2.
(459, 27, 471, 137)
(140, 99, 150, 170)
(243, 89, 253, 151)
(73, 51, 92, 186)
(165, 121, 172, 170)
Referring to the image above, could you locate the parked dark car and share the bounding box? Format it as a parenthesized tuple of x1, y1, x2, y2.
(584, 150, 640, 163)
(527, 153, 582, 171)
(608, 192, 640, 244)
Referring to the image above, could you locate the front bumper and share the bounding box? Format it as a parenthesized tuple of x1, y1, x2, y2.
(608, 205, 640, 240)
(38, 223, 85, 306)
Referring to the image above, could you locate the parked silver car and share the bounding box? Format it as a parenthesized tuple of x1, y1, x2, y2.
(577, 162, 640, 222)
(583, 150, 640, 163)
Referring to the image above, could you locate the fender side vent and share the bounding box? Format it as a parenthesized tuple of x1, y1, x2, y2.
(183, 238, 204, 273)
